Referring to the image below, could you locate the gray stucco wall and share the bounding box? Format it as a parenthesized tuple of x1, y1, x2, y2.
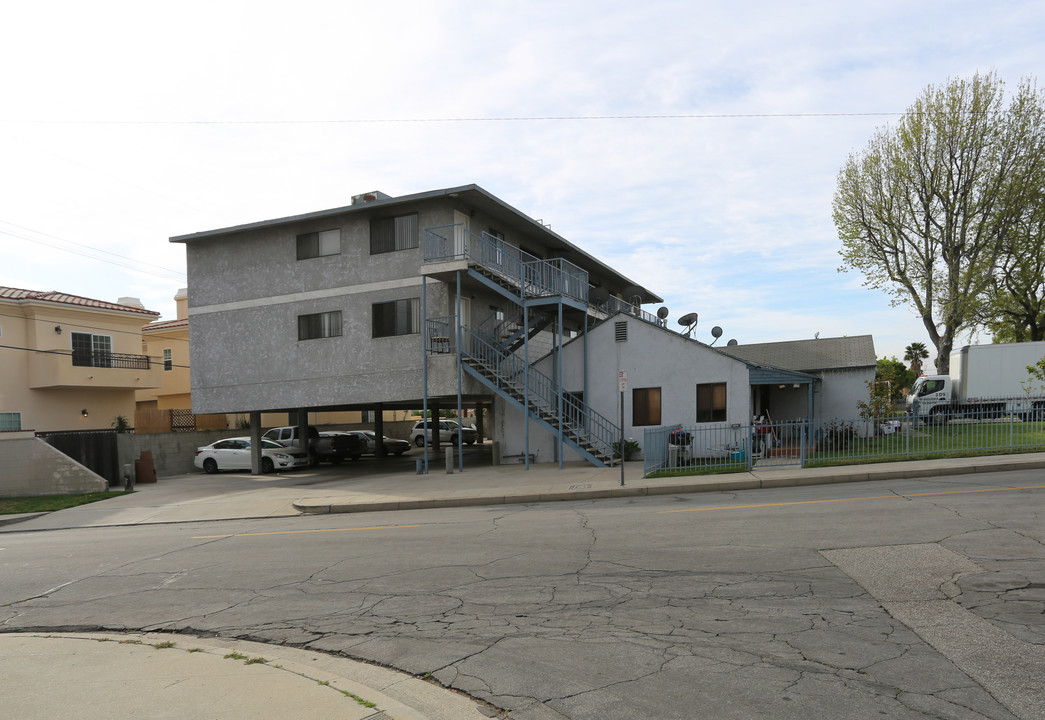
(0, 435, 108, 497)
(497, 316, 753, 462)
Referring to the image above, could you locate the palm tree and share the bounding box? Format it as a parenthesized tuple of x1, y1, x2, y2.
(904, 342, 930, 374)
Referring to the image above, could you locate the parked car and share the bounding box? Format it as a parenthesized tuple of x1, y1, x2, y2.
(262, 426, 362, 464)
(194, 437, 309, 474)
(409, 419, 478, 447)
(341, 430, 411, 456)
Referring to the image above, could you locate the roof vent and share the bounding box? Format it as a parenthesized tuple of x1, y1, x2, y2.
(351, 191, 392, 205)
(117, 297, 144, 309)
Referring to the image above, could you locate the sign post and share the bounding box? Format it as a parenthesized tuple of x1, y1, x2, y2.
(617, 371, 627, 486)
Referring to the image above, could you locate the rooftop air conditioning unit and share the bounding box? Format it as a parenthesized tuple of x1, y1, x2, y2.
(351, 190, 393, 205)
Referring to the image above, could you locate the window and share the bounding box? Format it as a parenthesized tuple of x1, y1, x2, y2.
(297, 229, 341, 260)
(370, 213, 419, 254)
(696, 382, 727, 422)
(0, 412, 21, 432)
(372, 298, 419, 337)
(361, 410, 375, 423)
(71, 332, 113, 367)
(298, 311, 342, 340)
(632, 387, 661, 426)
(163, 348, 173, 371)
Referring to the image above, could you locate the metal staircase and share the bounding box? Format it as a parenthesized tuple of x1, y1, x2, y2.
(423, 224, 619, 467)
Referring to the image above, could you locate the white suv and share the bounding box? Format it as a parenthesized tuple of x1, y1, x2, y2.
(409, 419, 478, 447)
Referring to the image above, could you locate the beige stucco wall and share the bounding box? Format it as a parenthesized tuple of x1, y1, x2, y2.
(1, 299, 160, 433)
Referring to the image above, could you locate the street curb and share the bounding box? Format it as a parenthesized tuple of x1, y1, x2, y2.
(293, 457, 1045, 515)
(0, 512, 50, 527)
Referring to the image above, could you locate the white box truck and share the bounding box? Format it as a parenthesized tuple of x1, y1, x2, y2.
(906, 341, 1045, 422)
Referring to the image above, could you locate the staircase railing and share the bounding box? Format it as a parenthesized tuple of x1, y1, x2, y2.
(424, 224, 589, 304)
(462, 328, 618, 464)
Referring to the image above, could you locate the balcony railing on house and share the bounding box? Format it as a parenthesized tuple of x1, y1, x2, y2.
(72, 350, 152, 370)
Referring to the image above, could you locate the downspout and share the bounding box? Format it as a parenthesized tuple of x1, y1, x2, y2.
(524, 302, 530, 471)
(557, 298, 563, 468)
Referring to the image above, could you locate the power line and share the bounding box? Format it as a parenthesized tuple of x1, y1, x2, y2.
(0, 223, 186, 282)
(2, 111, 909, 125)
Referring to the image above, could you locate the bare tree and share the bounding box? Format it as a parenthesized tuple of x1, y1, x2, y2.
(834, 72, 1043, 374)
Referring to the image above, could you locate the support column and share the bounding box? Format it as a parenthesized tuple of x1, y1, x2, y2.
(431, 403, 442, 450)
(374, 403, 385, 456)
(295, 408, 312, 465)
(249, 411, 262, 475)
(476, 402, 485, 442)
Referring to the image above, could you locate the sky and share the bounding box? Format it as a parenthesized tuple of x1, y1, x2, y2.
(2, 0, 1043, 366)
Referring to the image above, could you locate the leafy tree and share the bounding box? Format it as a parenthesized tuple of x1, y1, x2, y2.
(857, 380, 894, 422)
(834, 71, 1045, 374)
(875, 356, 916, 403)
(903, 342, 930, 374)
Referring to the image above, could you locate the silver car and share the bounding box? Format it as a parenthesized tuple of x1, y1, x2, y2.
(344, 430, 411, 456)
(409, 419, 478, 447)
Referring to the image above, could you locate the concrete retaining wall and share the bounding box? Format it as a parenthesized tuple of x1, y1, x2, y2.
(0, 433, 108, 497)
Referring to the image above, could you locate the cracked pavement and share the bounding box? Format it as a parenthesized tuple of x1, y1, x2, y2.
(2, 471, 1042, 719)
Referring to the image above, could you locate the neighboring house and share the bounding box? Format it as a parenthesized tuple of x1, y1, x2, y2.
(137, 288, 192, 413)
(170, 184, 660, 465)
(720, 335, 877, 421)
(0, 287, 161, 432)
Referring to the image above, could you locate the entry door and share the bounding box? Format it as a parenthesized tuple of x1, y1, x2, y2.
(453, 210, 470, 258)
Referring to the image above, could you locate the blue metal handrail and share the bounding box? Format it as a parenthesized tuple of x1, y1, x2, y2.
(463, 328, 618, 463)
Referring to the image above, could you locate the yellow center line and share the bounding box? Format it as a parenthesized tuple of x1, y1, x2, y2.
(193, 524, 421, 539)
(660, 485, 1045, 514)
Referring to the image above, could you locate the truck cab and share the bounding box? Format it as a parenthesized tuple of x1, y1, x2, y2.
(906, 375, 951, 419)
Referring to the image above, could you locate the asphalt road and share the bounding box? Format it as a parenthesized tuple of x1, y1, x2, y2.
(2, 470, 1042, 719)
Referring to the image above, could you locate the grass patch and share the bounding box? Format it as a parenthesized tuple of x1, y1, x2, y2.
(646, 464, 749, 479)
(340, 690, 377, 708)
(151, 641, 176, 649)
(244, 656, 267, 665)
(223, 652, 248, 660)
(0, 491, 129, 515)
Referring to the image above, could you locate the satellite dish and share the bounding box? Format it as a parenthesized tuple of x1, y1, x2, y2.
(677, 312, 698, 338)
(621, 285, 643, 306)
(727, 339, 738, 346)
(710, 326, 723, 345)
(589, 287, 609, 305)
(656, 307, 669, 319)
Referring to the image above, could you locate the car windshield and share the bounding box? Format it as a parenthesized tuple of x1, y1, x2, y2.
(261, 439, 285, 449)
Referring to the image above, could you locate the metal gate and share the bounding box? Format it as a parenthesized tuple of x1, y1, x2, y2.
(39, 430, 120, 485)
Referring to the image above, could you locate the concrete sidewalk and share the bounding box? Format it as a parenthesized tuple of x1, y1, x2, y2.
(0, 632, 491, 720)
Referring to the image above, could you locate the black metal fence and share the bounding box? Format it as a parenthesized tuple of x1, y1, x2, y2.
(37, 429, 121, 485)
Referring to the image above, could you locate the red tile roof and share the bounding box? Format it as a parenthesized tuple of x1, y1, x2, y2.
(0, 286, 160, 317)
(143, 318, 188, 332)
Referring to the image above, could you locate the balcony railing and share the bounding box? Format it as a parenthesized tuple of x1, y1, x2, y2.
(72, 351, 151, 370)
(424, 224, 589, 305)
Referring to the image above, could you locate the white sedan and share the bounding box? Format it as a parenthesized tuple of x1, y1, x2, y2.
(194, 437, 309, 474)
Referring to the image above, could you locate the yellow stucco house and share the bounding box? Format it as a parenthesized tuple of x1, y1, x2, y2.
(0, 287, 162, 433)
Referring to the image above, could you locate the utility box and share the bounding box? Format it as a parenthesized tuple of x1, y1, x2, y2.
(134, 450, 157, 484)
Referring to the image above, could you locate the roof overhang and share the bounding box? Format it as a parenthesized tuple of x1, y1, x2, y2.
(170, 184, 661, 304)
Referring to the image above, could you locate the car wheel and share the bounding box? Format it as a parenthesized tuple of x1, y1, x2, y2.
(261, 457, 275, 473)
(330, 457, 343, 465)
(414, 436, 425, 447)
(308, 449, 320, 467)
(465, 439, 476, 445)
(203, 458, 218, 474)
(450, 434, 458, 445)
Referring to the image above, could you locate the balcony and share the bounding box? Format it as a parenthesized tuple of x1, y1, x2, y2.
(29, 350, 162, 390)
